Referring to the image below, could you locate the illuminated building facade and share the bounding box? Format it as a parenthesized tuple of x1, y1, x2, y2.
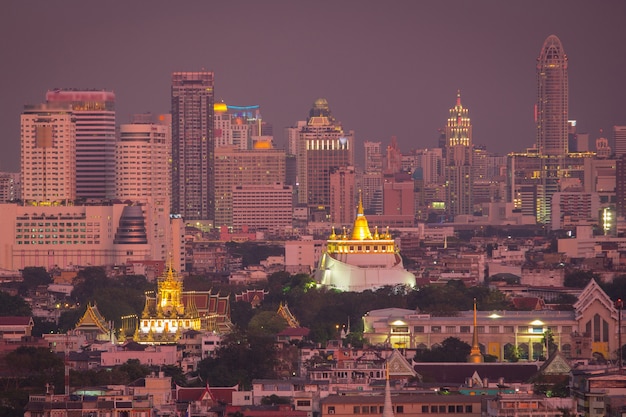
(214, 102, 259, 150)
(214, 146, 286, 228)
(131, 265, 232, 344)
(0, 172, 20, 203)
(363, 280, 623, 362)
(444, 91, 473, 217)
(314, 197, 416, 292)
(21, 103, 76, 203)
(363, 141, 383, 214)
(171, 72, 215, 221)
(614, 125, 626, 158)
(289, 99, 354, 218)
(46, 89, 116, 200)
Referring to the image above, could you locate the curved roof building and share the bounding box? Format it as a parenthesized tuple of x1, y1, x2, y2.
(314, 197, 416, 292)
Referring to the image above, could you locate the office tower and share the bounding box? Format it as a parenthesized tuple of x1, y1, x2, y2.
(171, 71, 215, 221)
(383, 173, 414, 216)
(329, 166, 356, 226)
(214, 102, 262, 150)
(290, 99, 354, 218)
(614, 125, 626, 158)
(214, 146, 286, 228)
(117, 114, 172, 262)
(444, 91, 473, 217)
(46, 89, 116, 200)
(536, 35, 568, 156)
(21, 103, 76, 203)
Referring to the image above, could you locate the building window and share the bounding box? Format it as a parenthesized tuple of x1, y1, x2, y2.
(431, 326, 441, 333)
(460, 326, 470, 333)
(489, 326, 499, 334)
(422, 405, 429, 413)
(353, 406, 360, 414)
(465, 405, 472, 412)
(414, 326, 424, 333)
(504, 326, 514, 333)
(395, 405, 404, 413)
(328, 407, 335, 414)
(446, 326, 455, 333)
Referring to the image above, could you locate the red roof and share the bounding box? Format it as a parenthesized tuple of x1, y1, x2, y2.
(0, 316, 33, 326)
(176, 385, 237, 405)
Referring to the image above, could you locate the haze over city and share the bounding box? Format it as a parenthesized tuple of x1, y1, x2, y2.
(1, 0, 626, 173)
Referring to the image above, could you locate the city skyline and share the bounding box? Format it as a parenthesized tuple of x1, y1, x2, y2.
(1, 1, 626, 173)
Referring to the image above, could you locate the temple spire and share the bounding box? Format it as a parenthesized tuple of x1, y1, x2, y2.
(382, 363, 395, 417)
(468, 298, 483, 363)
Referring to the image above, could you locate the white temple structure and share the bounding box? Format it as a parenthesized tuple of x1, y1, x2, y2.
(314, 196, 416, 292)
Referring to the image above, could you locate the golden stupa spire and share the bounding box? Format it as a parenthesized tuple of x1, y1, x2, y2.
(351, 190, 373, 240)
(468, 298, 484, 363)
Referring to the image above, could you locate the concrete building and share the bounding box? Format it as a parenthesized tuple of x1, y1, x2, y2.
(0, 202, 184, 271)
(214, 146, 286, 228)
(117, 114, 172, 262)
(232, 183, 293, 232)
(21, 103, 76, 203)
(329, 166, 356, 227)
(46, 89, 116, 200)
(171, 71, 215, 221)
(613, 125, 626, 158)
(284, 236, 325, 275)
(551, 191, 601, 230)
(363, 280, 623, 362)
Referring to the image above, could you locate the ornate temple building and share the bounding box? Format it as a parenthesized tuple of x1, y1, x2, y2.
(127, 265, 232, 344)
(74, 303, 116, 343)
(314, 197, 416, 292)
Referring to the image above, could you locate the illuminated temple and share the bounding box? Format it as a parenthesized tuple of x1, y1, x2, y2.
(127, 265, 232, 344)
(314, 198, 416, 292)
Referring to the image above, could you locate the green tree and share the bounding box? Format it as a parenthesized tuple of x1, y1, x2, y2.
(414, 337, 471, 362)
(0, 292, 31, 316)
(248, 311, 288, 337)
(564, 270, 598, 288)
(19, 267, 52, 295)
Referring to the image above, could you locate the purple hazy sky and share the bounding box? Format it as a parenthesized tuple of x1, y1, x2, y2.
(1, 0, 625, 173)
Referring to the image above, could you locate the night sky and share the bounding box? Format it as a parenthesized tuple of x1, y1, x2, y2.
(1, 0, 625, 173)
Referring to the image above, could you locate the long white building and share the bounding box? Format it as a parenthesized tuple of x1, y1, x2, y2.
(0, 203, 183, 272)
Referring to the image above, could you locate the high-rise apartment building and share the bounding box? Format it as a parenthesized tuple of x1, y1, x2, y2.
(536, 35, 568, 156)
(21, 103, 76, 203)
(0, 172, 20, 203)
(289, 99, 354, 218)
(214, 146, 286, 228)
(46, 89, 116, 200)
(362, 141, 383, 214)
(613, 125, 626, 158)
(444, 91, 473, 217)
(117, 114, 172, 262)
(171, 71, 215, 221)
(232, 183, 293, 232)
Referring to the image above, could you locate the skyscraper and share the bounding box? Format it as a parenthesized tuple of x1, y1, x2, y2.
(613, 125, 626, 158)
(444, 91, 473, 217)
(171, 72, 215, 221)
(46, 89, 116, 200)
(21, 103, 76, 203)
(536, 35, 568, 156)
(289, 99, 354, 219)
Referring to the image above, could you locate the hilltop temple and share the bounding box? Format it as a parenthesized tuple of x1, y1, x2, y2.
(314, 197, 416, 292)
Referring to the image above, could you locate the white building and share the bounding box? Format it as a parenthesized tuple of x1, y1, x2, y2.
(21, 103, 76, 203)
(117, 114, 172, 262)
(0, 202, 183, 272)
(284, 236, 326, 275)
(46, 89, 116, 200)
(101, 343, 179, 366)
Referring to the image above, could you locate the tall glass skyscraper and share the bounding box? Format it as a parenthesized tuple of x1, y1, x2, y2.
(171, 72, 215, 221)
(536, 35, 568, 156)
